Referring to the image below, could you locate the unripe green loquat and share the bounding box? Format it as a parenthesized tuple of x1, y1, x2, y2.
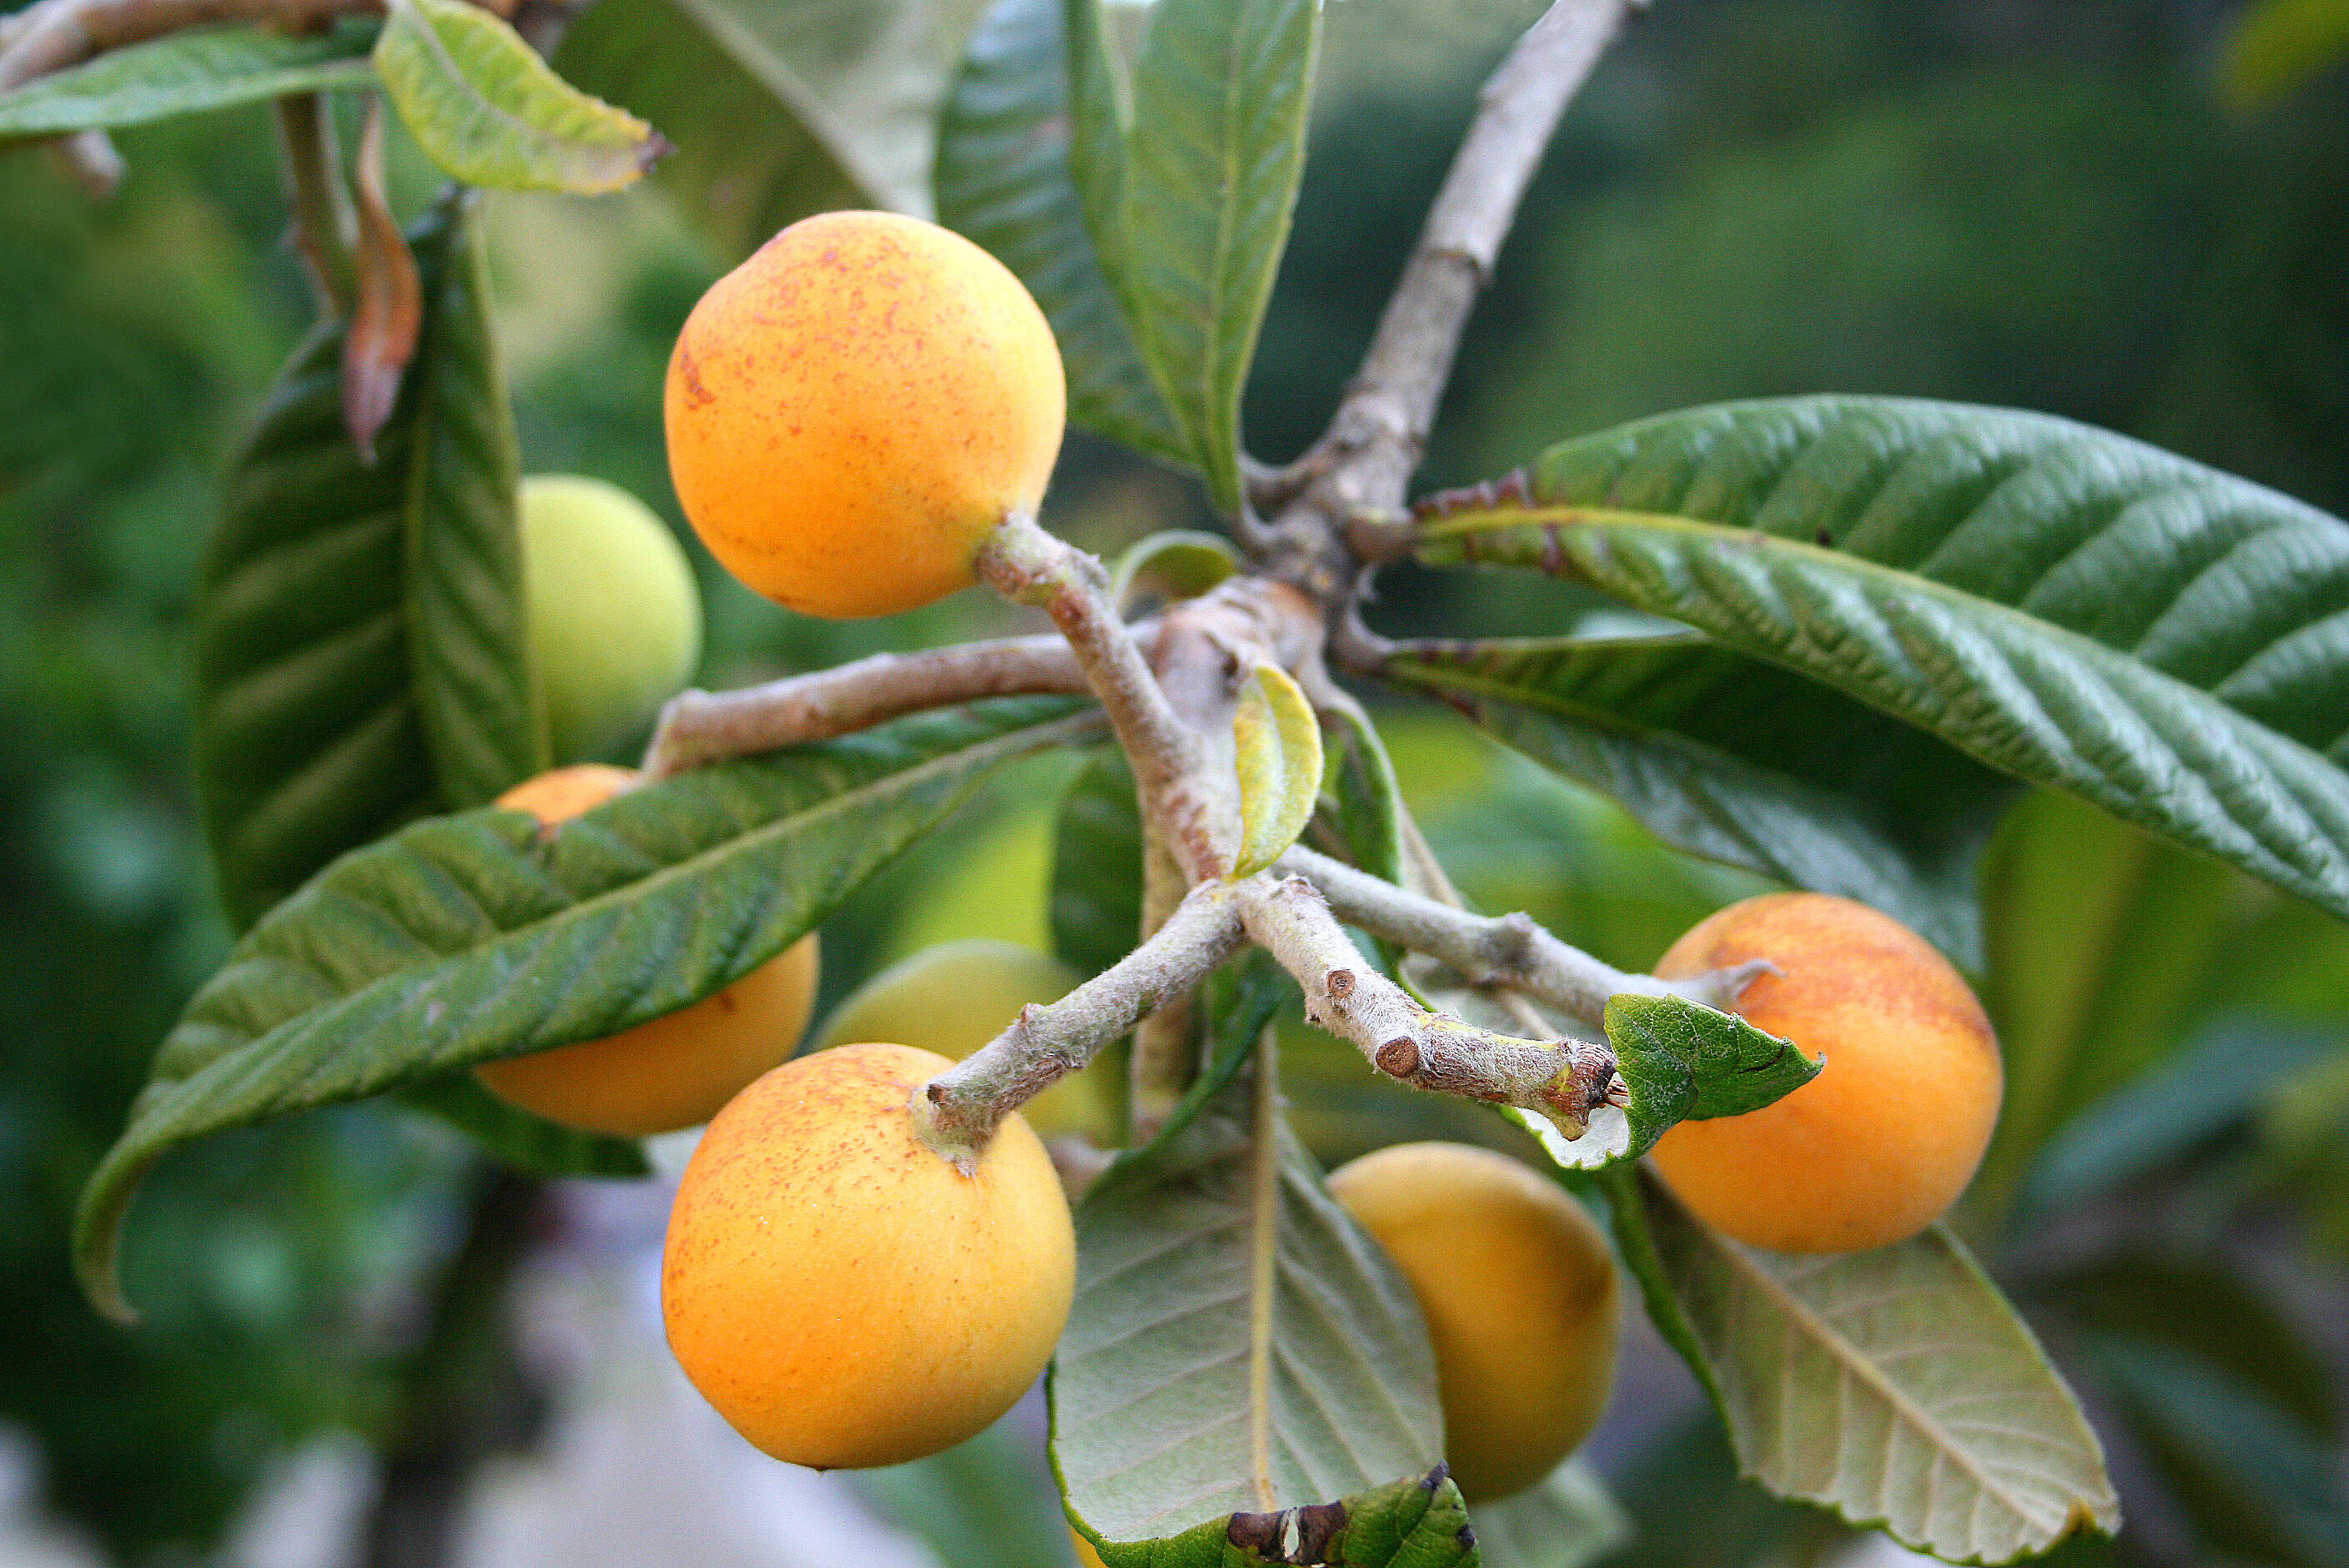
(812, 940, 1116, 1143)
(519, 475, 702, 763)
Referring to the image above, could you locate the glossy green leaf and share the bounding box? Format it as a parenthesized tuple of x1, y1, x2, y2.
(552, 0, 861, 257)
(1377, 634, 2008, 968)
(1051, 746, 1144, 978)
(0, 22, 376, 138)
(1054, 962, 1449, 1550)
(1471, 1460, 1631, 1568)
(1491, 993, 1814, 1174)
(78, 698, 1097, 1319)
(1087, 0, 1320, 510)
(661, 0, 990, 218)
(1231, 663, 1322, 879)
(197, 188, 541, 933)
(1607, 992, 1817, 1147)
(1609, 1168, 2120, 1565)
(935, 0, 1188, 462)
(1415, 396, 2349, 928)
(375, 0, 664, 194)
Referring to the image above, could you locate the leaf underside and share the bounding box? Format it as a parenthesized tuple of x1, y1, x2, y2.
(1232, 662, 1323, 879)
(1378, 635, 2009, 969)
(1054, 963, 1446, 1549)
(79, 698, 1096, 1319)
(1413, 395, 2349, 928)
(551, 0, 863, 258)
(1614, 1168, 2120, 1565)
(657, 0, 991, 219)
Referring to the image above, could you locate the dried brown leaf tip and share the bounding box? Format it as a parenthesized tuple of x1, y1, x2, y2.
(342, 96, 421, 465)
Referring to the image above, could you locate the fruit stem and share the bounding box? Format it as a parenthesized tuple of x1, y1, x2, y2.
(639, 633, 1103, 780)
(1236, 872, 1621, 1139)
(978, 512, 1234, 883)
(912, 880, 1249, 1170)
(1278, 845, 1766, 1022)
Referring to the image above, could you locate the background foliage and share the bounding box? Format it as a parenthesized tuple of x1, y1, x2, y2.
(2, 0, 2346, 1564)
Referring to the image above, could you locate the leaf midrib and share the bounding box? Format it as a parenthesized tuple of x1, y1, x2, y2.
(1419, 505, 2349, 798)
(178, 706, 1103, 1083)
(1703, 1227, 2062, 1535)
(387, 0, 641, 167)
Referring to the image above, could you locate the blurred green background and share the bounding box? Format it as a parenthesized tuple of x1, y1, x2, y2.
(3, 0, 2346, 1565)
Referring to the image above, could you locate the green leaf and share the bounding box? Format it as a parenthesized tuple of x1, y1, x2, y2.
(1610, 1168, 2120, 1565)
(1109, 530, 1240, 611)
(658, 0, 990, 219)
(1095, 0, 1320, 510)
(2090, 1334, 2349, 1568)
(2219, 0, 2349, 110)
(1603, 992, 1818, 1154)
(1415, 396, 2349, 928)
(1480, 995, 1813, 1176)
(1050, 746, 1144, 977)
(1231, 663, 1322, 879)
(1377, 635, 2008, 968)
(552, 0, 862, 257)
(375, 0, 665, 194)
(1470, 1460, 1631, 1568)
(935, 0, 1188, 462)
(1317, 701, 1406, 888)
(197, 188, 541, 933)
(395, 1073, 646, 1178)
(77, 698, 1097, 1320)
(1081, 1470, 1474, 1568)
(1054, 962, 1450, 1550)
(0, 22, 377, 138)
(2013, 1017, 2345, 1223)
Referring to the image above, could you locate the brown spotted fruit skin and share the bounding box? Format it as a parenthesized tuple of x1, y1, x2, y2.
(661, 1043, 1074, 1468)
(1328, 1142, 1619, 1503)
(664, 210, 1066, 620)
(473, 765, 819, 1137)
(1649, 892, 2003, 1254)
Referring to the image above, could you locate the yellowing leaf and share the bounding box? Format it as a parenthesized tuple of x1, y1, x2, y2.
(1231, 662, 1320, 880)
(374, 0, 666, 194)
